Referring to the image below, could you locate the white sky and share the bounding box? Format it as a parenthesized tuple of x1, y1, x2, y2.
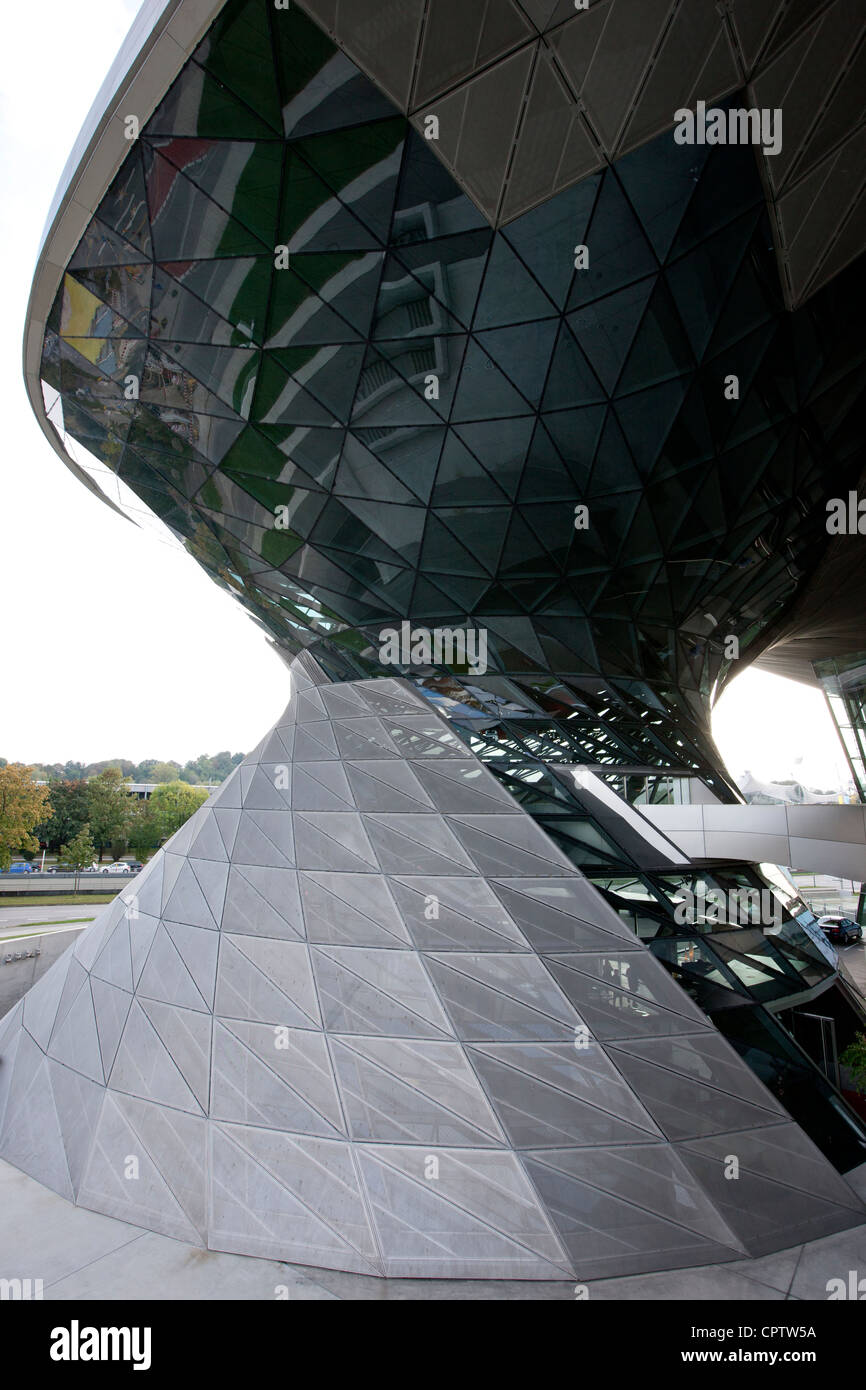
(0, 0, 851, 791)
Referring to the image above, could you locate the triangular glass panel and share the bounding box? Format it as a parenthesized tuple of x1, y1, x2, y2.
(253, 350, 358, 426)
(160, 256, 273, 346)
(476, 320, 558, 409)
(616, 135, 711, 263)
(452, 340, 535, 420)
(70, 216, 150, 269)
(613, 377, 689, 473)
(431, 431, 510, 507)
(292, 118, 406, 246)
(503, 173, 602, 309)
(280, 148, 382, 252)
(67, 263, 152, 335)
(276, 9, 395, 137)
(143, 150, 271, 261)
(153, 138, 282, 248)
(96, 152, 153, 257)
(148, 60, 279, 138)
(268, 251, 383, 344)
(195, 0, 283, 132)
(568, 171, 659, 310)
(388, 231, 492, 333)
(393, 128, 487, 233)
(542, 320, 607, 410)
(474, 237, 558, 330)
(567, 276, 654, 394)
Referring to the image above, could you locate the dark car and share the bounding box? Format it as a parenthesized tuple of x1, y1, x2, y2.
(818, 915, 863, 945)
(126, 862, 144, 873)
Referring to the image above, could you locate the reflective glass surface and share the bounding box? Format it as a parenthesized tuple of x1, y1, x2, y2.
(42, 0, 865, 757)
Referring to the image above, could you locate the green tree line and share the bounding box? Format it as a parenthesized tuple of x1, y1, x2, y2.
(0, 751, 245, 786)
(0, 764, 213, 868)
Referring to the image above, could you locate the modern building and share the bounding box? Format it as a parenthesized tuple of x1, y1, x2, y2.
(3, 0, 866, 1281)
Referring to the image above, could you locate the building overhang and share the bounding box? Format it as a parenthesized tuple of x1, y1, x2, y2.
(23, 0, 225, 521)
(25, 0, 866, 528)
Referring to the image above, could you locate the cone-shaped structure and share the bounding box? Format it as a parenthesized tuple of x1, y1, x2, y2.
(0, 661, 862, 1279)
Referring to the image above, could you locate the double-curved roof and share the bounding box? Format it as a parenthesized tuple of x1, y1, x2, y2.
(24, 0, 866, 705)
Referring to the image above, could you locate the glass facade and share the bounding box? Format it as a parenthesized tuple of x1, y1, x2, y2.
(815, 652, 866, 802)
(41, 0, 864, 754)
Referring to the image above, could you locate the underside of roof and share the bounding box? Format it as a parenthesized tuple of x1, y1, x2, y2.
(753, 463, 866, 686)
(294, 0, 866, 309)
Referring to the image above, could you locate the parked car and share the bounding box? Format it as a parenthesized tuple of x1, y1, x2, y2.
(818, 915, 863, 945)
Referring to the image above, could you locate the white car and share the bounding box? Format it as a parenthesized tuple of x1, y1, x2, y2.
(92, 861, 134, 874)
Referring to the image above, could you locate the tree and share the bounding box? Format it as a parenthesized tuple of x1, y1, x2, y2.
(57, 824, 97, 888)
(132, 759, 159, 782)
(128, 800, 161, 861)
(86, 768, 132, 862)
(182, 751, 244, 783)
(841, 1033, 866, 1091)
(37, 779, 91, 853)
(85, 759, 134, 779)
(0, 765, 51, 872)
(58, 824, 97, 870)
(149, 781, 209, 843)
(150, 761, 180, 784)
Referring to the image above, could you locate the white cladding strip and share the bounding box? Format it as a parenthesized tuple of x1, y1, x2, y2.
(640, 803, 866, 879)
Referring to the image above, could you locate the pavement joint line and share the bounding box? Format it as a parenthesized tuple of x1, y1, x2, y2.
(43, 1230, 150, 1291)
(786, 1240, 809, 1299)
(727, 1250, 806, 1299)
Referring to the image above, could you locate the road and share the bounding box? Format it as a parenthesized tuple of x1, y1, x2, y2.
(0, 904, 97, 940)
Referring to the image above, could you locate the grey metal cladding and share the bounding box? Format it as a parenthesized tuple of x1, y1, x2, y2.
(0, 658, 861, 1279)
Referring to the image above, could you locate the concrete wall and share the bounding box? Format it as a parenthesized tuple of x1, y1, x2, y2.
(0, 930, 81, 1019)
(0, 876, 128, 896)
